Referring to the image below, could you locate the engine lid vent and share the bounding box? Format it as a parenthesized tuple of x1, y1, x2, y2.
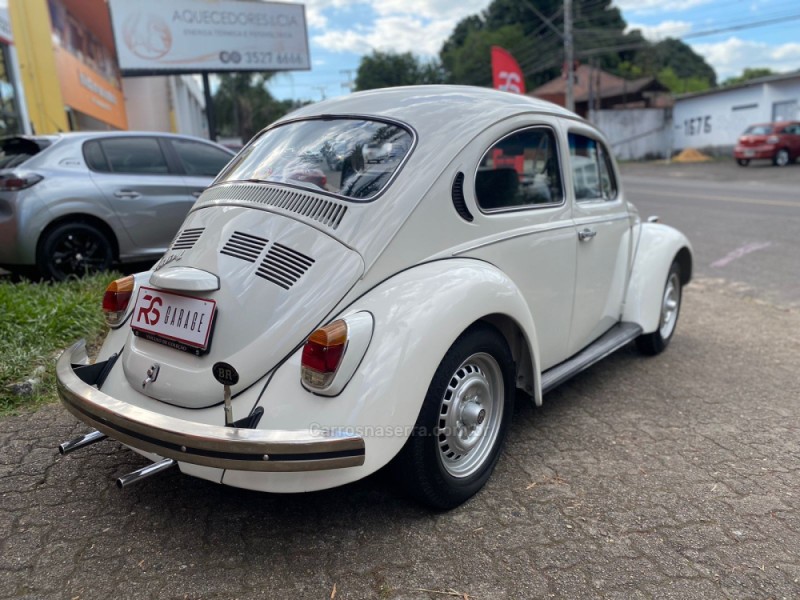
(451, 172, 473, 222)
(171, 227, 204, 251)
(220, 231, 269, 263)
(256, 243, 315, 290)
(200, 184, 348, 230)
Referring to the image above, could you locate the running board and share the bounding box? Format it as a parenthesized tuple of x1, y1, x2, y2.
(541, 322, 642, 394)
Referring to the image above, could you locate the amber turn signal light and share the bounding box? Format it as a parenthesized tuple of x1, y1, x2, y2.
(102, 276, 135, 326)
(301, 320, 348, 389)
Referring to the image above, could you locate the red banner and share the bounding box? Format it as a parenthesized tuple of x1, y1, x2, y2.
(491, 46, 525, 94)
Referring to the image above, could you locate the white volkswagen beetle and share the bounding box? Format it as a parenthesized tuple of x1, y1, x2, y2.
(56, 86, 692, 509)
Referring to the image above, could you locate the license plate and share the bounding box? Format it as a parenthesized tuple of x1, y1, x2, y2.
(130, 287, 216, 355)
(744, 150, 755, 157)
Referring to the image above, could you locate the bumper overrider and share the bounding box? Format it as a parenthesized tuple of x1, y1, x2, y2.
(56, 340, 365, 472)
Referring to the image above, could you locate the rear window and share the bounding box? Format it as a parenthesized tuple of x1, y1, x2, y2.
(0, 137, 51, 169)
(216, 118, 414, 201)
(743, 125, 773, 135)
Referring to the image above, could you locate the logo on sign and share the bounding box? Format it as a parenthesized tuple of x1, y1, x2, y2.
(137, 294, 163, 325)
(123, 13, 173, 60)
(498, 71, 523, 94)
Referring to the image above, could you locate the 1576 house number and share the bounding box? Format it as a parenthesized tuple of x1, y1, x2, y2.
(684, 116, 711, 136)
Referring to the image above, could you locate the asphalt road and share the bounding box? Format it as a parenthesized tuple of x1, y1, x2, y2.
(621, 160, 800, 309)
(2, 161, 799, 599)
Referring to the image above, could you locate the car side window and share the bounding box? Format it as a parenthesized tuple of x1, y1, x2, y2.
(99, 138, 170, 175)
(568, 133, 617, 201)
(83, 140, 110, 172)
(475, 127, 563, 211)
(170, 139, 232, 177)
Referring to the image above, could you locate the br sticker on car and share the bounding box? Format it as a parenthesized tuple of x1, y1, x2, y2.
(130, 286, 216, 356)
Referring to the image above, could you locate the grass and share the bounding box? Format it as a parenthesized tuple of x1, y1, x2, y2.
(0, 273, 117, 415)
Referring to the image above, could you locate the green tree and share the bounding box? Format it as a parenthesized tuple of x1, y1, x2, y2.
(439, 0, 716, 91)
(213, 73, 303, 142)
(723, 67, 775, 86)
(655, 66, 712, 94)
(630, 38, 716, 87)
(354, 51, 445, 91)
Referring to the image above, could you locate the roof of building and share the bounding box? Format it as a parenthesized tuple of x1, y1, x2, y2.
(676, 69, 800, 101)
(530, 65, 668, 102)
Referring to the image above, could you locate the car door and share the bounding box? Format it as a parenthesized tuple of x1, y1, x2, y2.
(464, 124, 576, 370)
(165, 137, 235, 200)
(84, 136, 194, 253)
(566, 130, 632, 356)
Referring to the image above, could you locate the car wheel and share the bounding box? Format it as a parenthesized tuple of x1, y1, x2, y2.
(637, 261, 682, 356)
(736, 158, 750, 167)
(37, 222, 114, 280)
(773, 148, 790, 167)
(393, 323, 515, 509)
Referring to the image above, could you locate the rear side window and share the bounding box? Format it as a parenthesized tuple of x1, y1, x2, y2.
(0, 137, 49, 169)
(744, 125, 773, 135)
(475, 127, 563, 211)
(171, 139, 232, 177)
(83, 140, 109, 172)
(96, 138, 170, 175)
(568, 133, 617, 201)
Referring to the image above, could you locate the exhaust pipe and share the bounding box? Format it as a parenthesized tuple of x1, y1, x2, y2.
(59, 430, 107, 455)
(116, 458, 176, 489)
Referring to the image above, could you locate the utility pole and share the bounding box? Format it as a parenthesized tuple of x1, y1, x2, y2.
(564, 0, 575, 113)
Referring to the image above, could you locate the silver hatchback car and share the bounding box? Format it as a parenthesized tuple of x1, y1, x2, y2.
(0, 132, 234, 279)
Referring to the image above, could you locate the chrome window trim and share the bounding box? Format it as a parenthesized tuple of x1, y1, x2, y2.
(473, 124, 567, 215)
(214, 114, 418, 204)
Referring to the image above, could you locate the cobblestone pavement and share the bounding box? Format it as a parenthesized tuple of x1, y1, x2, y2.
(1, 279, 799, 600)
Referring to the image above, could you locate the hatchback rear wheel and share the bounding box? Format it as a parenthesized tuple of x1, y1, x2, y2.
(37, 222, 114, 280)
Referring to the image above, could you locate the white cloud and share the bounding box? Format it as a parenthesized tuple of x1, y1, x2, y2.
(692, 37, 800, 80)
(311, 0, 489, 56)
(613, 0, 713, 13)
(314, 15, 457, 56)
(626, 20, 693, 41)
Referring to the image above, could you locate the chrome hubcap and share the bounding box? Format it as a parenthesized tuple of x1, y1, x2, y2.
(776, 150, 789, 166)
(659, 272, 681, 339)
(437, 352, 504, 478)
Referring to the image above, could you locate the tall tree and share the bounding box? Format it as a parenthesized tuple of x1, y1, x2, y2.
(440, 0, 716, 91)
(213, 73, 303, 142)
(354, 51, 444, 91)
(723, 67, 775, 87)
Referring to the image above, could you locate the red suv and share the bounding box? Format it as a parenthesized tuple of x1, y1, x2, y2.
(734, 121, 800, 167)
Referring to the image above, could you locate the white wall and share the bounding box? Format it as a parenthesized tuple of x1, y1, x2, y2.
(672, 77, 800, 152)
(592, 108, 671, 160)
(122, 75, 208, 138)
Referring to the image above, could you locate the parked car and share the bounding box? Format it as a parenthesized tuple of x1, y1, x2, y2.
(0, 132, 235, 279)
(734, 121, 800, 167)
(56, 86, 692, 509)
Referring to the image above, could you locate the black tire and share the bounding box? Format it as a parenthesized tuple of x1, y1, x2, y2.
(773, 148, 790, 167)
(37, 222, 114, 280)
(636, 261, 682, 356)
(393, 323, 515, 509)
(736, 158, 750, 167)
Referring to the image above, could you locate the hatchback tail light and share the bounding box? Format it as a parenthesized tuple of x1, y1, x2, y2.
(0, 172, 43, 191)
(301, 312, 374, 395)
(103, 276, 135, 326)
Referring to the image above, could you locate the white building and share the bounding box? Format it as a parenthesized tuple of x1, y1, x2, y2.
(122, 75, 208, 138)
(672, 70, 800, 154)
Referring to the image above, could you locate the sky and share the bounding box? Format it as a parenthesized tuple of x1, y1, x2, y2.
(265, 0, 800, 101)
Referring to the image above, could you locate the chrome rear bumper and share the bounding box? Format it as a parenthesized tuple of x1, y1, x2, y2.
(56, 340, 365, 472)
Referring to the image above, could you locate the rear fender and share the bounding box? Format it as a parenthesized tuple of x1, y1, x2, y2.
(239, 259, 541, 487)
(623, 223, 693, 333)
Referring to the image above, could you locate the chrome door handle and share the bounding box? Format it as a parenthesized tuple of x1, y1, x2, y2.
(114, 190, 141, 199)
(578, 228, 597, 242)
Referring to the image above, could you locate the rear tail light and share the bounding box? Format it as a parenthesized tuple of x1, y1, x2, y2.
(301, 312, 374, 395)
(0, 172, 43, 191)
(103, 275, 135, 326)
(301, 320, 348, 389)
